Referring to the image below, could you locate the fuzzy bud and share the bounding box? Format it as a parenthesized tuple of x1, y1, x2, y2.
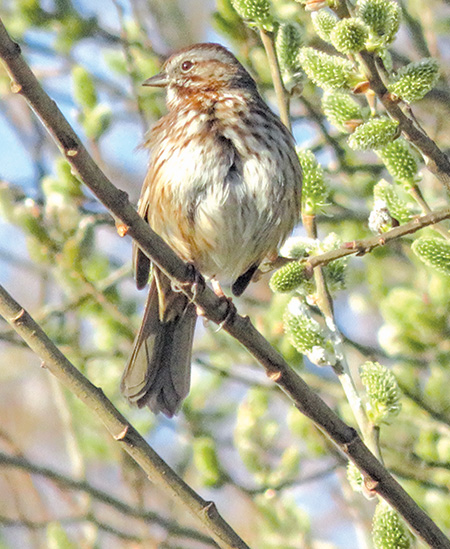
(348, 117, 399, 150)
(79, 103, 112, 140)
(360, 361, 401, 425)
(299, 47, 358, 90)
(372, 502, 412, 549)
(276, 22, 304, 92)
(284, 298, 337, 366)
(388, 58, 439, 103)
(373, 179, 414, 223)
(280, 236, 318, 260)
(377, 138, 418, 186)
(383, 0, 401, 45)
(368, 198, 393, 233)
(231, 0, 274, 29)
(276, 22, 303, 72)
(347, 461, 364, 492)
(296, 148, 329, 213)
(311, 9, 338, 42)
(322, 91, 365, 132)
(321, 232, 347, 291)
(270, 261, 309, 293)
(378, 48, 393, 71)
(330, 17, 369, 54)
(412, 237, 450, 277)
(357, 0, 401, 46)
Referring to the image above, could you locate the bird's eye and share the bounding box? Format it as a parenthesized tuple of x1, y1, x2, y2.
(181, 60, 194, 72)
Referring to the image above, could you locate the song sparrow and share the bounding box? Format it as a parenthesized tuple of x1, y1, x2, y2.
(121, 43, 302, 417)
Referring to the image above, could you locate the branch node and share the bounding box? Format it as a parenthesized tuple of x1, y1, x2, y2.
(1, 40, 21, 60)
(381, 91, 401, 105)
(66, 148, 79, 157)
(342, 240, 358, 250)
(11, 308, 26, 323)
(114, 188, 130, 209)
(114, 425, 129, 441)
(364, 477, 380, 494)
(355, 247, 368, 256)
(40, 361, 47, 369)
(10, 81, 22, 94)
(341, 427, 360, 451)
(268, 370, 283, 382)
(352, 81, 370, 94)
(304, 261, 314, 279)
(116, 221, 129, 237)
(203, 501, 219, 519)
(217, 297, 237, 330)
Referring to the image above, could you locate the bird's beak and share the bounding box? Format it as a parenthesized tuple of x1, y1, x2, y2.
(142, 71, 168, 87)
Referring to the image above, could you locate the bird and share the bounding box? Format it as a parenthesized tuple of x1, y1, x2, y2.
(121, 43, 302, 417)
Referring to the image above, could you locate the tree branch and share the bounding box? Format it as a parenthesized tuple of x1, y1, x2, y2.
(259, 28, 291, 131)
(0, 19, 449, 548)
(358, 50, 450, 190)
(0, 284, 244, 549)
(306, 207, 450, 270)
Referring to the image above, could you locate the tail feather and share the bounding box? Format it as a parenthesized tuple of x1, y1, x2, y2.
(121, 276, 197, 417)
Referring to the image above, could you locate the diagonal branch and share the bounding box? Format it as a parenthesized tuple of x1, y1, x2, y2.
(0, 20, 449, 548)
(0, 284, 245, 549)
(358, 50, 450, 190)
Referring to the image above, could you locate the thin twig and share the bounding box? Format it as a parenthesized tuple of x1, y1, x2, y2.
(357, 50, 450, 190)
(0, 450, 217, 546)
(302, 213, 382, 462)
(112, 0, 149, 134)
(259, 28, 291, 131)
(0, 513, 150, 543)
(305, 207, 450, 270)
(408, 185, 450, 239)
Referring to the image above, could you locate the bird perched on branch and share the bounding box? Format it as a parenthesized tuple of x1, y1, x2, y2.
(121, 43, 302, 417)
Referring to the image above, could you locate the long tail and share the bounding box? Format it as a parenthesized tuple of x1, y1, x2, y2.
(121, 273, 197, 417)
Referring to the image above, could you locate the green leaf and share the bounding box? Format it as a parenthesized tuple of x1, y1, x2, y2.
(46, 522, 77, 549)
(193, 437, 222, 487)
(80, 103, 112, 140)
